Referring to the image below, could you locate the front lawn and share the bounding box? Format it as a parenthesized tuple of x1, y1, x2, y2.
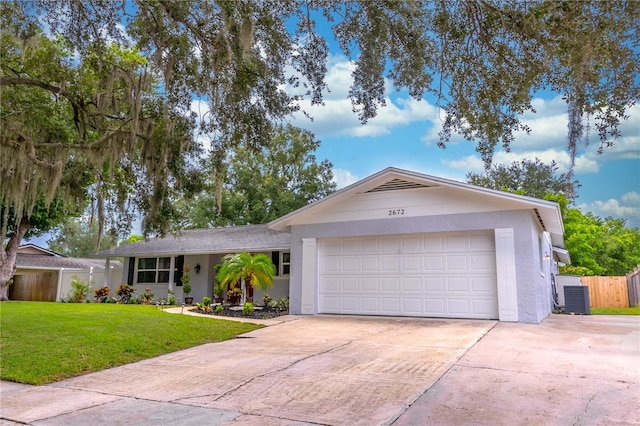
(0, 302, 262, 385)
(591, 307, 640, 315)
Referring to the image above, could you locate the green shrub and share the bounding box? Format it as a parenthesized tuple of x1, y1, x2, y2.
(182, 284, 192, 296)
(138, 288, 154, 305)
(269, 297, 289, 312)
(68, 277, 91, 303)
(115, 284, 136, 304)
(242, 302, 254, 316)
(215, 305, 224, 314)
(169, 296, 176, 305)
(262, 293, 272, 307)
(93, 286, 110, 303)
(203, 296, 212, 306)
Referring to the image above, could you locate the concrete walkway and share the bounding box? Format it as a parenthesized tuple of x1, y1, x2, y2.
(1, 314, 639, 425)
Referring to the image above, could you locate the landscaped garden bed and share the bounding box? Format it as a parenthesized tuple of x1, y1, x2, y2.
(191, 304, 289, 320)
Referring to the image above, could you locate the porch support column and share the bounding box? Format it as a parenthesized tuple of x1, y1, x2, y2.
(495, 228, 519, 322)
(301, 238, 317, 314)
(168, 256, 176, 293)
(103, 258, 111, 287)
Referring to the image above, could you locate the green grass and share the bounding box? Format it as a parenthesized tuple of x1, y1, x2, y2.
(0, 302, 262, 385)
(591, 306, 640, 315)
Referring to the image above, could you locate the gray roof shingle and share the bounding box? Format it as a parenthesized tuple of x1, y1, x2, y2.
(93, 224, 290, 258)
(16, 254, 121, 270)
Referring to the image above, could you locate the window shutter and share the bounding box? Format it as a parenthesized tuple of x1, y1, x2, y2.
(175, 255, 184, 286)
(127, 257, 135, 285)
(271, 251, 280, 276)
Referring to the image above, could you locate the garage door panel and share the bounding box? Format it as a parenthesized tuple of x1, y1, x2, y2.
(362, 277, 379, 291)
(402, 237, 422, 252)
(320, 258, 340, 273)
(471, 276, 496, 292)
(362, 239, 380, 253)
(471, 254, 495, 271)
(447, 277, 469, 292)
(424, 256, 444, 271)
(342, 258, 359, 272)
(323, 240, 341, 254)
(403, 298, 422, 313)
(321, 296, 339, 311)
(362, 258, 379, 272)
(424, 236, 445, 251)
(403, 277, 421, 292)
(381, 298, 401, 313)
(341, 297, 360, 312)
(343, 278, 358, 291)
(425, 299, 446, 314)
(472, 298, 499, 316)
(403, 256, 422, 271)
(318, 232, 498, 319)
(381, 277, 400, 291)
(342, 240, 360, 254)
(446, 235, 467, 250)
(470, 234, 494, 250)
(381, 257, 400, 272)
(446, 256, 468, 270)
(321, 277, 340, 291)
(425, 277, 445, 292)
(382, 239, 400, 253)
(448, 299, 470, 314)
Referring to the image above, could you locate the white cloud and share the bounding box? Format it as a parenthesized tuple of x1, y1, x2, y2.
(441, 155, 485, 174)
(442, 148, 601, 176)
(289, 56, 439, 139)
(424, 96, 640, 168)
(332, 168, 360, 189)
(578, 197, 640, 228)
(622, 191, 640, 206)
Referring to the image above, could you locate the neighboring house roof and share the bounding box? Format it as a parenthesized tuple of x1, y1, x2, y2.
(269, 167, 566, 248)
(16, 254, 121, 270)
(93, 224, 291, 258)
(17, 244, 65, 257)
(16, 244, 121, 272)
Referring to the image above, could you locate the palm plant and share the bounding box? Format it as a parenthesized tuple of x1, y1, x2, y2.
(217, 252, 276, 305)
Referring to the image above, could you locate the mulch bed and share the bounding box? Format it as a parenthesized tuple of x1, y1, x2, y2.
(190, 305, 289, 320)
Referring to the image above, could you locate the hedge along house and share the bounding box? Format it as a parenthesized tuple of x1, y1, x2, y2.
(94, 225, 291, 304)
(268, 167, 570, 324)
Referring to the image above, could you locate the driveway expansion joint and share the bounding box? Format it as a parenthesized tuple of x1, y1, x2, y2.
(205, 339, 355, 403)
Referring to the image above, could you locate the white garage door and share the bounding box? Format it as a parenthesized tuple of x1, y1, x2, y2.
(318, 232, 498, 319)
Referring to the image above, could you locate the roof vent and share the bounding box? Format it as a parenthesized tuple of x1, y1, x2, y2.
(366, 178, 432, 193)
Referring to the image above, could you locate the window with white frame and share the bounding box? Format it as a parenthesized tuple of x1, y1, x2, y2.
(137, 257, 172, 284)
(280, 251, 290, 276)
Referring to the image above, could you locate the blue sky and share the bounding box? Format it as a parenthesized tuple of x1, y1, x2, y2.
(276, 54, 640, 229)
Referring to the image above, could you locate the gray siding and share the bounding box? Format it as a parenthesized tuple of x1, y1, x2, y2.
(288, 209, 551, 324)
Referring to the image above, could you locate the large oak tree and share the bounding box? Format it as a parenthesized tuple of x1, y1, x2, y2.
(2, 1, 638, 298)
(179, 124, 336, 228)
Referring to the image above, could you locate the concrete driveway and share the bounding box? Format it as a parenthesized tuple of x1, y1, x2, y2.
(1, 314, 639, 425)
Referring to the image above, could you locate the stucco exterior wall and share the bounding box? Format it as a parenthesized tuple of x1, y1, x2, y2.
(288, 209, 550, 323)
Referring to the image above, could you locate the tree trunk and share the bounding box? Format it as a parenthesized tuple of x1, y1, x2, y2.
(241, 279, 246, 305)
(0, 216, 31, 301)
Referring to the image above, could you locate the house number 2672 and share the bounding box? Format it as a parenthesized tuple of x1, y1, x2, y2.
(388, 209, 405, 216)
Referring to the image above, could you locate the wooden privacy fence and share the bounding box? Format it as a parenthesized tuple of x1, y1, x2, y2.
(627, 265, 640, 307)
(581, 276, 629, 308)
